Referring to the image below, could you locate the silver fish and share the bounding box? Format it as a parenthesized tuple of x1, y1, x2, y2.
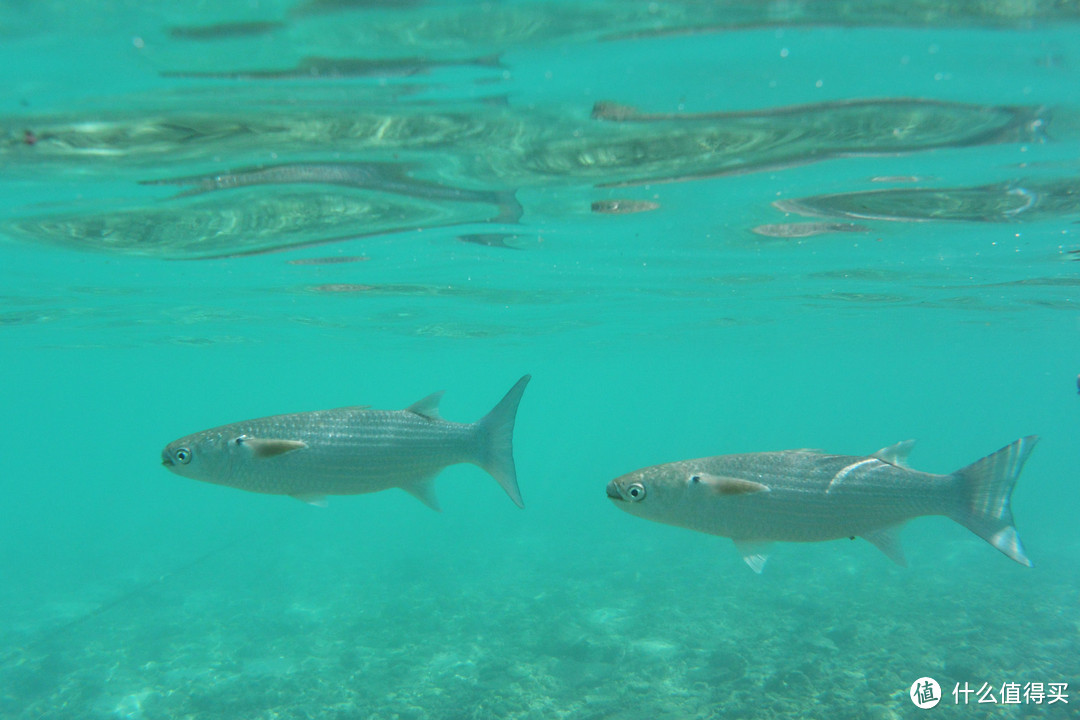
(750, 222, 870, 238)
(163, 376, 530, 509)
(607, 437, 1036, 572)
(590, 199, 660, 215)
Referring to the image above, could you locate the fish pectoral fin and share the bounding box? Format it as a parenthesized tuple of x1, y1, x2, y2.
(240, 437, 308, 458)
(871, 440, 916, 468)
(860, 525, 907, 567)
(290, 493, 328, 507)
(734, 541, 773, 574)
(694, 474, 771, 495)
(401, 476, 441, 511)
(405, 391, 444, 420)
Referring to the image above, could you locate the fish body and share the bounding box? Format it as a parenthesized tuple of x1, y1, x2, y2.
(606, 437, 1036, 572)
(162, 376, 530, 509)
(750, 222, 869, 238)
(590, 199, 660, 215)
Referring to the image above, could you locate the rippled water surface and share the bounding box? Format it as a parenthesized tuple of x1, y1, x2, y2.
(2, 2, 1078, 719)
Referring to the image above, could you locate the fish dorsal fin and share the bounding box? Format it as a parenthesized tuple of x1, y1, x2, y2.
(861, 524, 908, 567)
(290, 493, 328, 507)
(238, 437, 308, 458)
(871, 440, 916, 468)
(691, 473, 770, 495)
(401, 475, 441, 511)
(734, 541, 773, 574)
(405, 391, 444, 420)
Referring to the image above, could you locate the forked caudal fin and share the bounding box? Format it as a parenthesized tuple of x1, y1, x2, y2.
(474, 375, 531, 508)
(950, 436, 1038, 567)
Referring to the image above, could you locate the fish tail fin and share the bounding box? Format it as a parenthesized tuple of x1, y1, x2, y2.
(949, 436, 1038, 567)
(474, 375, 530, 508)
(493, 190, 524, 224)
(467, 53, 505, 70)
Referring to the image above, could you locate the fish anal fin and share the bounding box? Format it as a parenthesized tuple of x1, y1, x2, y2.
(240, 437, 308, 458)
(861, 524, 907, 567)
(734, 541, 772, 574)
(290, 493, 327, 507)
(871, 440, 916, 468)
(406, 391, 444, 420)
(693, 473, 770, 495)
(402, 476, 441, 511)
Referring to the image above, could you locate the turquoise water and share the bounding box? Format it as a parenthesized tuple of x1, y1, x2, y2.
(2, 1, 1079, 718)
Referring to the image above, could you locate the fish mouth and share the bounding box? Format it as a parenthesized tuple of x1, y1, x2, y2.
(161, 451, 174, 467)
(605, 480, 623, 501)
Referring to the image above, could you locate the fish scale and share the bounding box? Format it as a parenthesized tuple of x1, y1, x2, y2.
(690, 453, 951, 541)
(223, 411, 475, 494)
(162, 376, 530, 509)
(607, 436, 1037, 572)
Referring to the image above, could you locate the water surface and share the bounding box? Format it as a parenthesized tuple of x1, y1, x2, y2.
(2, 2, 1078, 719)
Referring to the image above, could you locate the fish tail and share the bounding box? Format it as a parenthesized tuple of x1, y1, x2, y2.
(949, 436, 1038, 567)
(474, 375, 531, 508)
(493, 190, 524, 224)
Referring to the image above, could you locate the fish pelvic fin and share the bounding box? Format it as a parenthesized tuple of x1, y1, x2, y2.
(290, 493, 328, 507)
(950, 436, 1038, 567)
(734, 541, 772, 574)
(473, 375, 531, 508)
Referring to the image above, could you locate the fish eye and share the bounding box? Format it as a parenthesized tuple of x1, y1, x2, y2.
(175, 447, 192, 464)
(690, 475, 701, 483)
(626, 482, 646, 501)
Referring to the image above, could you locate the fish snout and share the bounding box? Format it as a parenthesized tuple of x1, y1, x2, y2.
(161, 448, 174, 467)
(605, 480, 623, 501)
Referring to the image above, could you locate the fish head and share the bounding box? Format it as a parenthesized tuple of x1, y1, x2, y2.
(161, 430, 237, 484)
(606, 461, 697, 522)
(607, 460, 770, 529)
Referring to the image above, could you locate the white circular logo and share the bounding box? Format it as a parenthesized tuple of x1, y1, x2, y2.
(910, 677, 941, 709)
